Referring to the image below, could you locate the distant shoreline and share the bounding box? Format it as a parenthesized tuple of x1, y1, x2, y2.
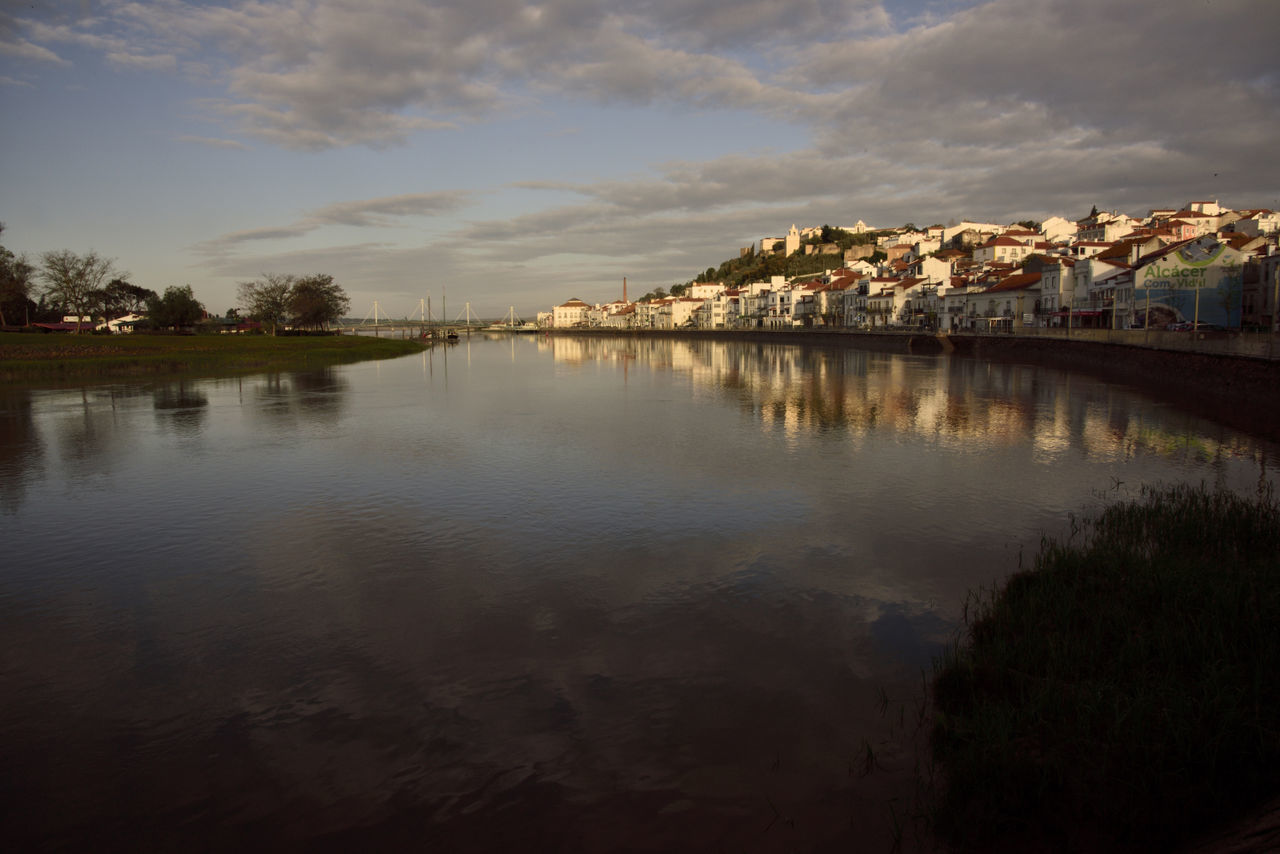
(0, 331, 426, 384)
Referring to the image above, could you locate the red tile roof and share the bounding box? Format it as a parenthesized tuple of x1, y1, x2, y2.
(984, 273, 1042, 293)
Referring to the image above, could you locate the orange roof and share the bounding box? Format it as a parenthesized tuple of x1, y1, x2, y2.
(984, 273, 1042, 293)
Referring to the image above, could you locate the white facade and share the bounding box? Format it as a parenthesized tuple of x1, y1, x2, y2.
(709, 291, 742, 328)
(941, 221, 1006, 244)
(942, 284, 977, 331)
(1184, 200, 1222, 217)
(1036, 259, 1076, 320)
(1078, 216, 1137, 243)
(973, 236, 1034, 265)
(689, 282, 723, 300)
(553, 299, 592, 328)
(670, 297, 706, 328)
(1234, 211, 1280, 237)
(96, 312, 146, 333)
(1039, 216, 1078, 244)
(764, 287, 795, 327)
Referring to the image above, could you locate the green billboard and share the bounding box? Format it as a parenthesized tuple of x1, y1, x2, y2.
(1134, 239, 1244, 328)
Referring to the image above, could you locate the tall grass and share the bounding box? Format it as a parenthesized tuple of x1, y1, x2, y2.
(0, 332, 425, 382)
(930, 482, 1280, 851)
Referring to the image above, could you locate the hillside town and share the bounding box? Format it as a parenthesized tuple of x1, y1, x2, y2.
(541, 203, 1280, 335)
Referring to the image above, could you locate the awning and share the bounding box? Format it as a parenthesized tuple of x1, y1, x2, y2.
(1050, 310, 1103, 317)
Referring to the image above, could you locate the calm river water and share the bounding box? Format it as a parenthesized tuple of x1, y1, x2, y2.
(2, 334, 1275, 851)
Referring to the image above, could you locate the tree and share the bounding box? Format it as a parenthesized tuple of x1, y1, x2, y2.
(0, 225, 36, 328)
(238, 273, 295, 335)
(39, 249, 117, 332)
(103, 278, 156, 315)
(289, 274, 350, 330)
(146, 285, 205, 332)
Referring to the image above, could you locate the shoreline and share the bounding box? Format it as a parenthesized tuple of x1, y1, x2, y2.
(0, 331, 427, 385)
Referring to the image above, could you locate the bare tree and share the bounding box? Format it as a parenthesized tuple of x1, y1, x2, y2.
(237, 273, 295, 335)
(39, 249, 118, 332)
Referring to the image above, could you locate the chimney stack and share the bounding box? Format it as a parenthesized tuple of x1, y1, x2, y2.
(623, 277, 628, 304)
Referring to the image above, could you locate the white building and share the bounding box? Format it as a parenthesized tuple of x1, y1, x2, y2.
(669, 297, 706, 328)
(941, 221, 1006, 245)
(973, 236, 1035, 265)
(689, 282, 723, 300)
(553, 298, 592, 328)
(1230, 210, 1279, 237)
(96, 312, 146, 333)
(709, 290, 743, 328)
(1039, 216, 1078, 244)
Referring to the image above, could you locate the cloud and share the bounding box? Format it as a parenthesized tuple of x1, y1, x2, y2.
(12, 0, 1278, 177)
(106, 51, 177, 72)
(9, 0, 1279, 314)
(0, 37, 67, 64)
(177, 135, 250, 150)
(195, 191, 475, 253)
(623, 0, 891, 51)
(307, 192, 473, 226)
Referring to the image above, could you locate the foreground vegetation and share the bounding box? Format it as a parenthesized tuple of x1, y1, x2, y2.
(931, 483, 1280, 851)
(0, 331, 425, 382)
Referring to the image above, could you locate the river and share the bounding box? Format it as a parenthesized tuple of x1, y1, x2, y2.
(1, 333, 1274, 851)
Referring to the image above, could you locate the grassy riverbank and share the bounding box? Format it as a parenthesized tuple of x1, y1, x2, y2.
(0, 331, 426, 382)
(930, 483, 1280, 852)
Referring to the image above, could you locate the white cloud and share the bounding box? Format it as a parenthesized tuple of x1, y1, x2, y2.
(106, 51, 177, 72)
(195, 191, 476, 254)
(0, 38, 68, 64)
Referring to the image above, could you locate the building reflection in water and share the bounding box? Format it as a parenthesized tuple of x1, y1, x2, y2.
(541, 335, 1258, 468)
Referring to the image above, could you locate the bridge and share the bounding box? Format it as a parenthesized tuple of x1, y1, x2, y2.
(332, 299, 538, 339)
(332, 319, 488, 340)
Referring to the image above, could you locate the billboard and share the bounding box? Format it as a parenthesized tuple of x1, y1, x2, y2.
(1134, 239, 1244, 328)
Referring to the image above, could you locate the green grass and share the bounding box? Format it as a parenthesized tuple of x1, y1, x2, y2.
(930, 482, 1280, 852)
(0, 331, 426, 382)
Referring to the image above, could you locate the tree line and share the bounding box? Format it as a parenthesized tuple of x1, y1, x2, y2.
(236, 273, 350, 335)
(0, 225, 349, 334)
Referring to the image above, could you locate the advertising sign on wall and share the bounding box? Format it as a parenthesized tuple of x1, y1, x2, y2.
(1134, 239, 1244, 328)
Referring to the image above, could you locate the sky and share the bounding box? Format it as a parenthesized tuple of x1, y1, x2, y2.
(2, 0, 1278, 320)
